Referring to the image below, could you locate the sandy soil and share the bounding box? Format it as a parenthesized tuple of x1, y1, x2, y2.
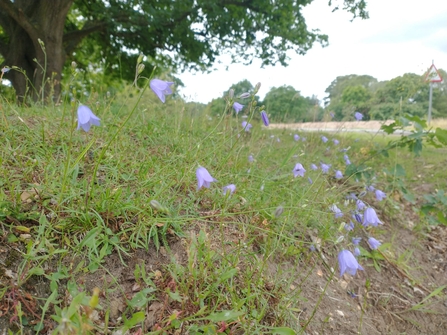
(269, 120, 394, 132)
(270, 119, 447, 132)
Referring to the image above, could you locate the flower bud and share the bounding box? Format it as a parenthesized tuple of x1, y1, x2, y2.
(71, 61, 77, 69)
(274, 205, 284, 218)
(239, 92, 250, 99)
(228, 89, 234, 99)
(137, 53, 144, 64)
(335, 235, 344, 244)
(150, 200, 169, 214)
(137, 63, 145, 74)
(254, 82, 261, 94)
(38, 38, 45, 49)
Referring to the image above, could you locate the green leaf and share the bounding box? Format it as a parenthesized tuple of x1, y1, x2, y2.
(403, 192, 416, 204)
(437, 212, 447, 225)
(381, 123, 397, 134)
(28, 267, 44, 276)
(410, 139, 423, 156)
(271, 327, 297, 335)
(435, 128, 447, 145)
(168, 289, 183, 303)
(128, 288, 155, 308)
(219, 268, 238, 282)
(205, 310, 244, 322)
(391, 163, 406, 177)
(124, 311, 145, 328)
(78, 226, 101, 248)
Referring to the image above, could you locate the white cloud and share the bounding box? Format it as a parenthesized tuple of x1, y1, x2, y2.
(177, 0, 447, 104)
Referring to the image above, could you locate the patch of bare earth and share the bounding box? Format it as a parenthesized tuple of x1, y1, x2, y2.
(269, 120, 394, 132)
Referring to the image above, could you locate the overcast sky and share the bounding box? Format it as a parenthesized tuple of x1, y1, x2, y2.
(177, 0, 447, 104)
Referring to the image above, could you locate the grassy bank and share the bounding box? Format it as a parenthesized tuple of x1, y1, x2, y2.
(1, 86, 446, 334)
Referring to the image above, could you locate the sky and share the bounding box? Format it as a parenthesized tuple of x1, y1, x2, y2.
(177, 0, 447, 104)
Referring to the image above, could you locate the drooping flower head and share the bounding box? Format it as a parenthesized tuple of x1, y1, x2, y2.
(367, 185, 375, 192)
(222, 184, 236, 196)
(320, 163, 331, 174)
(375, 189, 386, 201)
(310, 163, 318, 171)
(274, 205, 284, 217)
(150, 79, 174, 103)
(354, 112, 363, 121)
(321, 136, 328, 143)
(196, 166, 217, 190)
(335, 170, 343, 179)
(362, 207, 382, 227)
(344, 221, 354, 231)
(293, 163, 306, 178)
(242, 121, 252, 132)
(248, 154, 254, 162)
(294, 134, 300, 141)
(338, 250, 364, 276)
(344, 154, 351, 165)
(354, 247, 361, 257)
(331, 204, 343, 218)
(368, 237, 381, 250)
(308, 177, 313, 184)
(260, 111, 269, 126)
(352, 237, 362, 245)
(347, 193, 357, 201)
(358, 190, 367, 198)
(356, 199, 366, 211)
(330, 112, 335, 118)
(77, 105, 100, 132)
(333, 139, 339, 145)
(233, 102, 244, 114)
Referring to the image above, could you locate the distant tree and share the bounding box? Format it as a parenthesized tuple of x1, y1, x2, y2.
(324, 71, 447, 120)
(324, 74, 378, 120)
(0, 0, 368, 103)
(370, 73, 427, 119)
(263, 85, 322, 122)
(339, 85, 372, 117)
(324, 74, 378, 106)
(374, 73, 425, 104)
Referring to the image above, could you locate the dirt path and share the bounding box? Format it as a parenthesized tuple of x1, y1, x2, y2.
(269, 120, 394, 133)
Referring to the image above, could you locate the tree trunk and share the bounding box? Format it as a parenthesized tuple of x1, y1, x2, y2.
(0, 0, 73, 103)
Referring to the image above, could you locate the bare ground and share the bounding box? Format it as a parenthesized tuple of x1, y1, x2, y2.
(269, 120, 394, 133)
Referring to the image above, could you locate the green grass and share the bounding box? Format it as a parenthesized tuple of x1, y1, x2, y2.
(1, 83, 446, 334)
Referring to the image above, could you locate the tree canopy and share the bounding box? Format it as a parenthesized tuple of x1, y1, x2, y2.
(263, 85, 321, 122)
(325, 70, 447, 121)
(0, 0, 368, 102)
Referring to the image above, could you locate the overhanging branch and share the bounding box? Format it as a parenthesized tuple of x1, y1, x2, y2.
(0, 0, 40, 43)
(63, 21, 108, 54)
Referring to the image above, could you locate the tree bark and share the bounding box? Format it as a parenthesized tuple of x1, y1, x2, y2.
(0, 0, 73, 103)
